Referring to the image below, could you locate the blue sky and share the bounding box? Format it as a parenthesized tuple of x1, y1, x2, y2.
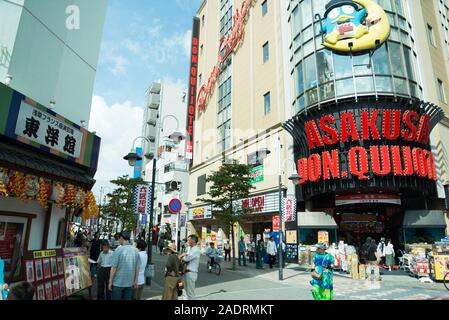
(89, 0, 202, 198)
(93, 0, 202, 106)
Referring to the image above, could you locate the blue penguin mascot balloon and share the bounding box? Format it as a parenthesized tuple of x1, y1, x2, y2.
(322, 0, 368, 45)
(0, 258, 8, 300)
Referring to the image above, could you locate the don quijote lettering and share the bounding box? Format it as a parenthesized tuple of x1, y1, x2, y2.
(297, 109, 437, 185)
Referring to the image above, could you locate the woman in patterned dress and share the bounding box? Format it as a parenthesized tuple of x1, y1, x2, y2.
(310, 242, 335, 300)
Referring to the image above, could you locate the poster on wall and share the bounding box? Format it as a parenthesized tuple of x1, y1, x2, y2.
(51, 257, 58, 277)
(63, 248, 92, 296)
(45, 281, 53, 300)
(37, 284, 45, 301)
(0, 222, 22, 272)
(286, 230, 297, 244)
(43, 258, 51, 279)
(35, 259, 43, 281)
(25, 260, 35, 283)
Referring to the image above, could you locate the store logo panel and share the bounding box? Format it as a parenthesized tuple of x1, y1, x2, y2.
(321, 0, 391, 52)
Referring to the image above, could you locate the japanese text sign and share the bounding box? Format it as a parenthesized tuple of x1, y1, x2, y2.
(15, 101, 83, 158)
(134, 185, 152, 218)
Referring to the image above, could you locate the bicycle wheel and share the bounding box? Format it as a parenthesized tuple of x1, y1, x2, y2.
(444, 272, 449, 291)
(215, 263, 221, 275)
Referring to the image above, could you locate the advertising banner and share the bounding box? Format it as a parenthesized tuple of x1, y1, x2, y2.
(250, 165, 264, 184)
(133, 185, 152, 218)
(133, 147, 143, 179)
(272, 216, 280, 231)
(318, 231, 329, 246)
(283, 196, 296, 222)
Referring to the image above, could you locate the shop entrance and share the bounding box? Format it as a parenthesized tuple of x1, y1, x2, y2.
(333, 206, 403, 250)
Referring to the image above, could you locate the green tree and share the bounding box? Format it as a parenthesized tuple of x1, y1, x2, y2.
(198, 162, 255, 270)
(103, 175, 145, 231)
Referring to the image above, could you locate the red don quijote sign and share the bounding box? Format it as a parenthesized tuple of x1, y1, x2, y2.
(185, 17, 200, 161)
(296, 108, 439, 185)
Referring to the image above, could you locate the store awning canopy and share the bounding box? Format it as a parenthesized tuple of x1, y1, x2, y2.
(0, 142, 95, 186)
(297, 212, 338, 228)
(403, 210, 447, 228)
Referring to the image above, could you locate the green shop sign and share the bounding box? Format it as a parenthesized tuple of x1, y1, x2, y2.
(250, 165, 264, 184)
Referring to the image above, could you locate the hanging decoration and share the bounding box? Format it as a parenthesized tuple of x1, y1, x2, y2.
(63, 184, 76, 208)
(37, 178, 49, 209)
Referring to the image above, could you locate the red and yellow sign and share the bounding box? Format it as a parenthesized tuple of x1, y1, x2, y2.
(318, 231, 329, 246)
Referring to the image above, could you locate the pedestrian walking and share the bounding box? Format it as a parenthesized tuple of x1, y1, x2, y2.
(158, 237, 165, 255)
(255, 240, 266, 269)
(238, 236, 247, 266)
(134, 239, 148, 300)
(365, 238, 381, 281)
(310, 242, 335, 300)
(384, 239, 395, 271)
(108, 231, 141, 300)
(266, 236, 277, 269)
(96, 240, 114, 300)
(377, 237, 386, 266)
(179, 235, 201, 300)
(224, 240, 231, 262)
(89, 232, 101, 278)
(162, 243, 182, 300)
(248, 239, 256, 263)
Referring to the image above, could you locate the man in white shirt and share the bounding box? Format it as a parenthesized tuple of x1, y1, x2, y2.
(179, 235, 201, 300)
(266, 236, 277, 269)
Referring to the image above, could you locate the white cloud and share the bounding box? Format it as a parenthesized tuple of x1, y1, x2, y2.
(88, 96, 144, 197)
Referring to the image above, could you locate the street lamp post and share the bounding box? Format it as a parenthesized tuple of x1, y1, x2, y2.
(124, 117, 185, 286)
(264, 136, 301, 281)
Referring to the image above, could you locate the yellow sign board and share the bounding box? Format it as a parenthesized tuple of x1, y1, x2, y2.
(318, 231, 329, 246)
(321, 0, 391, 52)
(33, 250, 57, 259)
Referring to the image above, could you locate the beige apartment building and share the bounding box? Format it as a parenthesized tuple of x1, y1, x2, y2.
(186, 0, 293, 250)
(186, 0, 449, 253)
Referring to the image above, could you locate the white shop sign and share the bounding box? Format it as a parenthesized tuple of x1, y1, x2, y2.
(15, 101, 83, 158)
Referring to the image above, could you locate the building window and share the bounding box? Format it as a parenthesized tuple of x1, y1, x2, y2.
(220, 6, 233, 37)
(427, 24, 436, 46)
(437, 78, 446, 102)
(56, 219, 66, 246)
(218, 76, 232, 153)
(264, 92, 271, 114)
(262, 0, 268, 16)
(263, 41, 269, 63)
(197, 174, 207, 196)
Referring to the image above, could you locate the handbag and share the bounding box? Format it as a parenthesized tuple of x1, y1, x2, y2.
(176, 278, 184, 296)
(311, 270, 322, 280)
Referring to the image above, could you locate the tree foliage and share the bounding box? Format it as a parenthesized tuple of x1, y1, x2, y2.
(103, 175, 144, 231)
(197, 163, 255, 269)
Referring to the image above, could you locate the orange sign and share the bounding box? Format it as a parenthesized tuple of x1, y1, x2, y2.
(318, 231, 329, 246)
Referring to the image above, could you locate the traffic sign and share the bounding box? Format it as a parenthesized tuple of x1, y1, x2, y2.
(168, 198, 182, 214)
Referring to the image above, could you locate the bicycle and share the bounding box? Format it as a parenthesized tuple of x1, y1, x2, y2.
(444, 261, 449, 291)
(207, 258, 222, 275)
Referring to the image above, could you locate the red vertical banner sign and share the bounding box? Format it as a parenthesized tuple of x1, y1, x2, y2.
(185, 17, 200, 162)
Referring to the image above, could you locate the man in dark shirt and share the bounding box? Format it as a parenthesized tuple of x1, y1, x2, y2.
(366, 238, 381, 281)
(89, 232, 101, 278)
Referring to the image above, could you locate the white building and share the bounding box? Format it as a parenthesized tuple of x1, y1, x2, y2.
(0, 0, 107, 126)
(141, 81, 190, 242)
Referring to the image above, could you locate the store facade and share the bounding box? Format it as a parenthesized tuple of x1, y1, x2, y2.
(284, 0, 447, 249)
(0, 82, 100, 284)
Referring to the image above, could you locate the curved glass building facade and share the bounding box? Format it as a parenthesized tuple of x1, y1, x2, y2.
(288, 0, 422, 113)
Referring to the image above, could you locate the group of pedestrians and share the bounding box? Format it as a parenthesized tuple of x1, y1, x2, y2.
(91, 231, 148, 300)
(221, 236, 287, 269)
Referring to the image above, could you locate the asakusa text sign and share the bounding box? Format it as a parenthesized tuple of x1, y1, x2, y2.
(297, 108, 437, 185)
